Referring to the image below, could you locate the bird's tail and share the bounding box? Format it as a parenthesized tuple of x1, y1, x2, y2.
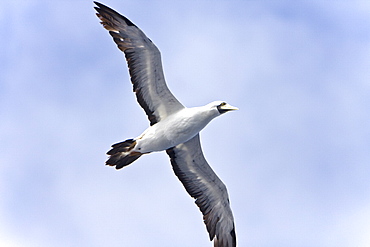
(106, 139, 142, 169)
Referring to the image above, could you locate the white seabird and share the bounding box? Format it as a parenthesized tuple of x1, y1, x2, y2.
(94, 2, 238, 246)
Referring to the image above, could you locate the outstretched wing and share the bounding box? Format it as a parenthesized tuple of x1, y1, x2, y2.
(166, 135, 236, 247)
(94, 2, 184, 125)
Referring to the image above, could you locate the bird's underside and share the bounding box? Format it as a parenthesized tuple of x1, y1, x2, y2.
(94, 2, 237, 246)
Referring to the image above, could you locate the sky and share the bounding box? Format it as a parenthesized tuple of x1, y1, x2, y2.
(1, 0, 370, 246)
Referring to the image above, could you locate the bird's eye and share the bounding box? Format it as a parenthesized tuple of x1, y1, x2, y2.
(219, 102, 226, 106)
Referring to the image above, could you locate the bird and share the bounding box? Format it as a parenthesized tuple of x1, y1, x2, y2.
(94, 2, 238, 246)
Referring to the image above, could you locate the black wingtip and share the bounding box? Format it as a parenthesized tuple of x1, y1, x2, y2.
(230, 227, 237, 247)
(93, 1, 103, 8)
(93, 1, 137, 27)
(93, 1, 105, 11)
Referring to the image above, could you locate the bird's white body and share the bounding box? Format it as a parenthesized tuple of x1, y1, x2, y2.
(134, 103, 221, 153)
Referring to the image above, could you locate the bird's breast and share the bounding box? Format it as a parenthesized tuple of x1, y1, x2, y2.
(135, 108, 214, 153)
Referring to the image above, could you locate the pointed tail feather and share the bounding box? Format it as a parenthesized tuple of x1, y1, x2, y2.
(107, 139, 136, 155)
(106, 139, 142, 169)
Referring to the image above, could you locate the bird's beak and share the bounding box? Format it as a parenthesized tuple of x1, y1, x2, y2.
(220, 103, 239, 111)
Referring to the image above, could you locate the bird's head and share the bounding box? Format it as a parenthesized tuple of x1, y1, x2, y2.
(208, 101, 239, 115)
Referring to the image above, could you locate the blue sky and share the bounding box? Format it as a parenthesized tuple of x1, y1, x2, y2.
(1, 1, 370, 246)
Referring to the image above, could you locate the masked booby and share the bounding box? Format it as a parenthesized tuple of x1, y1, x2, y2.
(94, 2, 238, 246)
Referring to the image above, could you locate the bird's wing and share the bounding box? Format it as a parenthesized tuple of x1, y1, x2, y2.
(94, 2, 184, 125)
(166, 134, 236, 247)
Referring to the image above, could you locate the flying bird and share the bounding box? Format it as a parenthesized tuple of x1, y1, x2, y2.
(94, 2, 238, 246)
